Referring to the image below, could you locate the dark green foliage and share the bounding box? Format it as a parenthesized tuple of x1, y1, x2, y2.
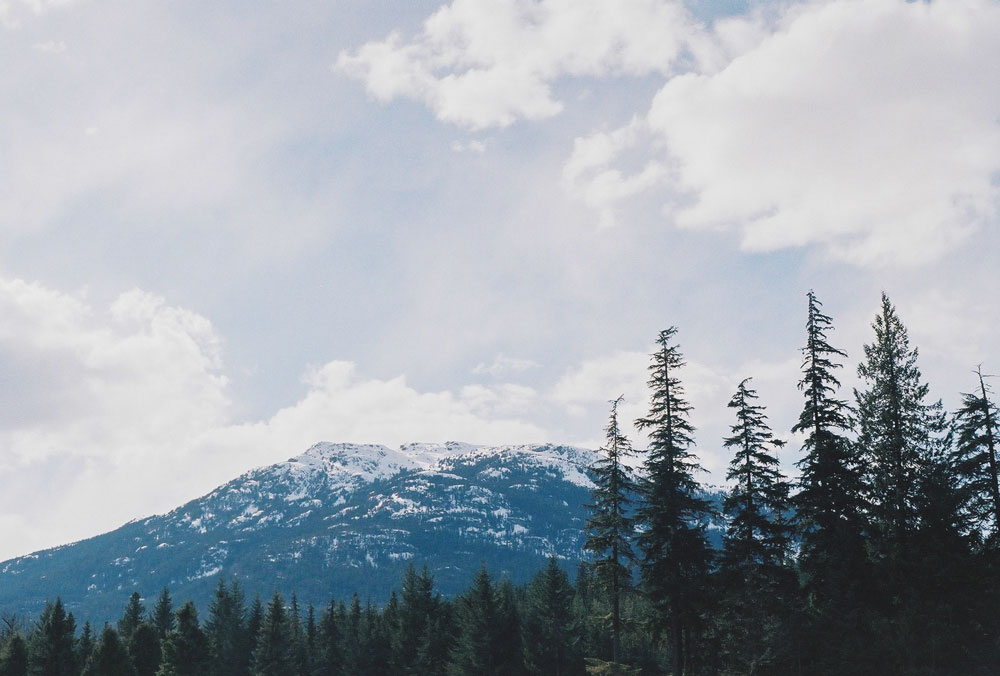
(392, 564, 450, 676)
(157, 602, 209, 676)
(314, 601, 342, 676)
(117, 593, 144, 643)
(204, 578, 249, 676)
(152, 589, 173, 641)
(634, 328, 714, 676)
(448, 568, 523, 676)
(80, 626, 134, 676)
(250, 594, 293, 676)
(717, 379, 798, 675)
(953, 366, 1000, 539)
(74, 623, 93, 671)
(583, 396, 637, 665)
(521, 559, 584, 676)
(127, 623, 161, 676)
(27, 599, 76, 676)
(0, 634, 28, 676)
(856, 293, 948, 546)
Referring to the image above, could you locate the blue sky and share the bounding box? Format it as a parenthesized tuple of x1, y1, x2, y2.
(0, 0, 998, 560)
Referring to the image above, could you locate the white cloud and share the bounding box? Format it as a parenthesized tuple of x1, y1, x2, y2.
(31, 39, 66, 52)
(472, 352, 540, 377)
(583, 0, 1000, 266)
(337, 0, 695, 129)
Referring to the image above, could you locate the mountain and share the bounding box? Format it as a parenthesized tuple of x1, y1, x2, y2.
(0, 442, 616, 623)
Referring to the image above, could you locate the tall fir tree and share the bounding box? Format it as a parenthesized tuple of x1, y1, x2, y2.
(204, 578, 249, 676)
(315, 600, 343, 676)
(0, 634, 28, 676)
(792, 292, 866, 598)
(718, 378, 796, 674)
(953, 365, 1000, 540)
(250, 594, 293, 676)
(80, 626, 135, 676)
(156, 602, 210, 676)
(583, 396, 637, 666)
(117, 592, 145, 643)
(855, 293, 948, 550)
(447, 567, 523, 676)
(27, 599, 76, 676)
(521, 558, 585, 676)
(75, 622, 94, 670)
(127, 623, 161, 676)
(634, 328, 713, 676)
(152, 588, 174, 641)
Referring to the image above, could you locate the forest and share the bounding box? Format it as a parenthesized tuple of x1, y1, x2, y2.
(1, 290, 998, 676)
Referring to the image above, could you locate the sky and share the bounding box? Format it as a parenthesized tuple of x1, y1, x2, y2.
(0, 0, 998, 561)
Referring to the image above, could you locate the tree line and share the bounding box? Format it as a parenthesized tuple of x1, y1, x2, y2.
(2, 290, 999, 675)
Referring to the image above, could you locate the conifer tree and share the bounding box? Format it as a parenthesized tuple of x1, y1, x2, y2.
(118, 592, 145, 643)
(718, 378, 795, 674)
(75, 623, 94, 670)
(855, 293, 948, 549)
(315, 600, 343, 676)
(953, 365, 1000, 538)
(634, 328, 713, 676)
(157, 602, 210, 676)
(127, 623, 161, 676)
(27, 598, 76, 676)
(250, 594, 293, 676)
(204, 578, 248, 676)
(80, 626, 135, 676)
(288, 594, 307, 676)
(583, 396, 636, 665)
(393, 564, 447, 676)
(792, 291, 866, 602)
(521, 558, 585, 676)
(448, 568, 522, 676)
(0, 634, 28, 676)
(152, 589, 174, 641)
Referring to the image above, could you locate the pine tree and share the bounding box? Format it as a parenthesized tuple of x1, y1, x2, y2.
(205, 578, 249, 676)
(792, 291, 867, 603)
(521, 558, 585, 676)
(583, 396, 637, 666)
(0, 634, 28, 676)
(448, 568, 522, 676)
(75, 622, 94, 670)
(315, 600, 342, 676)
(156, 602, 210, 676)
(287, 594, 307, 676)
(152, 589, 174, 641)
(953, 365, 1000, 539)
(127, 623, 161, 676)
(80, 626, 135, 676)
(250, 594, 293, 676)
(118, 592, 145, 643)
(718, 378, 796, 674)
(855, 293, 948, 550)
(27, 599, 76, 676)
(634, 328, 713, 676)
(393, 564, 447, 676)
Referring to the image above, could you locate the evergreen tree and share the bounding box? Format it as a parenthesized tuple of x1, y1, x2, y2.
(156, 602, 210, 676)
(583, 395, 637, 665)
(0, 634, 28, 676)
(118, 592, 145, 643)
(152, 589, 174, 641)
(792, 292, 867, 595)
(304, 605, 316, 676)
(634, 328, 713, 676)
(393, 564, 448, 675)
(521, 558, 584, 676)
(448, 568, 522, 676)
(27, 599, 76, 676)
(127, 623, 161, 676)
(314, 601, 342, 676)
(75, 623, 94, 670)
(953, 365, 1000, 539)
(250, 594, 293, 676)
(205, 578, 249, 676)
(287, 594, 307, 676)
(80, 626, 135, 676)
(718, 378, 796, 674)
(856, 292, 948, 548)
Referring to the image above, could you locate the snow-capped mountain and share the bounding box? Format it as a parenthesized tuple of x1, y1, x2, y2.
(0, 442, 605, 622)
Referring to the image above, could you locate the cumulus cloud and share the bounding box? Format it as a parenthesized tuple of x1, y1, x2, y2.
(337, 0, 695, 129)
(568, 0, 1000, 265)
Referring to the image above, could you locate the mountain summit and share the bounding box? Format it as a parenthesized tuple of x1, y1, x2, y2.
(0, 442, 598, 622)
